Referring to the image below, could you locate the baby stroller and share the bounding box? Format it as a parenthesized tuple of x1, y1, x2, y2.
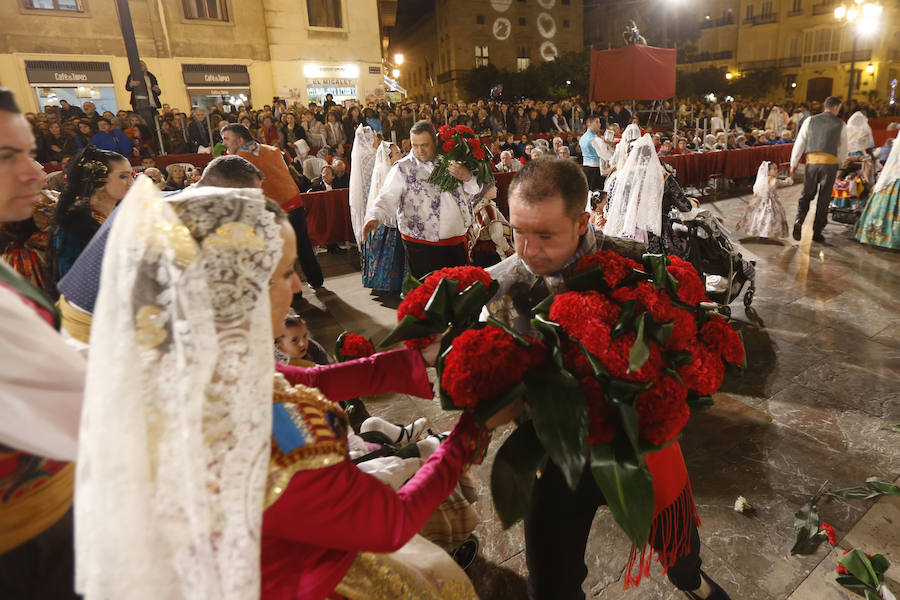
(671, 208, 756, 316)
(829, 155, 874, 225)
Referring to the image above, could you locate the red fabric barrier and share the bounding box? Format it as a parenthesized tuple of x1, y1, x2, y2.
(301, 189, 354, 246)
(494, 171, 516, 218)
(660, 144, 794, 185)
(868, 118, 899, 130)
(873, 129, 896, 148)
(590, 45, 677, 103)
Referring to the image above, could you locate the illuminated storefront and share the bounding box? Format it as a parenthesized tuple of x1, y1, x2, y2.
(182, 64, 252, 112)
(26, 60, 118, 113)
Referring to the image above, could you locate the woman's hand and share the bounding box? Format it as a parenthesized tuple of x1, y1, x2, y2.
(420, 334, 443, 367)
(484, 398, 526, 430)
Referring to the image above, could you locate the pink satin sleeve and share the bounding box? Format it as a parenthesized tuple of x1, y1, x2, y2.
(262, 412, 480, 554)
(275, 348, 433, 401)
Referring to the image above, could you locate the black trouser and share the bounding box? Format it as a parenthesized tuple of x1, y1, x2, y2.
(287, 206, 324, 288)
(0, 508, 79, 600)
(582, 165, 602, 192)
(402, 239, 467, 280)
(524, 460, 702, 600)
(796, 163, 838, 235)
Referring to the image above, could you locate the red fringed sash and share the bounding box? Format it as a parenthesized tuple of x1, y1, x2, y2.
(623, 441, 701, 589)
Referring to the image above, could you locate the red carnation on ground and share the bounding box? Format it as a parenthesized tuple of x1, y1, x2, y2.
(700, 316, 745, 365)
(820, 522, 837, 547)
(611, 282, 674, 324)
(666, 306, 698, 351)
(667, 255, 707, 306)
(836, 548, 871, 575)
(599, 334, 663, 383)
(441, 325, 543, 409)
(580, 376, 615, 445)
(635, 375, 690, 446)
(442, 139, 457, 152)
(572, 250, 642, 288)
(338, 333, 375, 360)
(677, 340, 725, 396)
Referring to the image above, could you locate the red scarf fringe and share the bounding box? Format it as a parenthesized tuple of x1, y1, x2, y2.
(623, 481, 701, 589)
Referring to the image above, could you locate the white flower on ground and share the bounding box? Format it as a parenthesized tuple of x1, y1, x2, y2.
(733, 496, 752, 513)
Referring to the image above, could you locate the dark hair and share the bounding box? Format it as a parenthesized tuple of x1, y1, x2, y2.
(284, 314, 307, 328)
(509, 158, 588, 219)
(197, 155, 265, 188)
(823, 96, 842, 110)
(409, 119, 437, 141)
(0, 88, 20, 114)
(97, 117, 111, 125)
(222, 123, 253, 143)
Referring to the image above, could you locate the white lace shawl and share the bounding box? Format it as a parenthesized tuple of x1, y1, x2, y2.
(368, 141, 398, 228)
(753, 161, 772, 200)
(847, 111, 875, 153)
(611, 123, 643, 171)
(603, 133, 665, 242)
(349, 125, 377, 246)
(874, 130, 900, 193)
(75, 178, 281, 600)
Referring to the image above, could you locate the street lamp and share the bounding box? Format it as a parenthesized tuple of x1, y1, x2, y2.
(394, 54, 404, 65)
(835, 1, 883, 105)
(725, 72, 733, 80)
(391, 68, 400, 78)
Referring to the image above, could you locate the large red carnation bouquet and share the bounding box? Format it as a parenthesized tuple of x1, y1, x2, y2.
(427, 125, 495, 193)
(490, 251, 745, 551)
(333, 332, 375, 362)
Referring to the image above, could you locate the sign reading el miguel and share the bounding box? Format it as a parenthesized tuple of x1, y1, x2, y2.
(182, 64, 251, 87)
(25, 61, 113, 85)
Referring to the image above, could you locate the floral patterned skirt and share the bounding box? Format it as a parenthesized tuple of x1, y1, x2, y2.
(736, 195, 789, 239)
(362, 224, 408, 293)
(857, 179, 900, 250)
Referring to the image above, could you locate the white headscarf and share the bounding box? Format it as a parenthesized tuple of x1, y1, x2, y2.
(765, 107, 785, 132)
(603, 133, 665, 242)
(368, 141, 399, 228)
(847, 111, 875, 154)
(873, 130, 900, 193)
(753, 161, 772, 200)
(76, 178, 281, 600)
(611, 123, 642, 171)
(349, 124, 378, 246)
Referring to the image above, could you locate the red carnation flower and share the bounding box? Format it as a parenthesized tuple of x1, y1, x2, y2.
(836, 548, 871, 575)
(456, 125, 475, 137)
(338, 333, 375, 360)
(677, 340, 725, 396)
(598, 334, 663, 383)
(473, 147, 486, 160)
(611, 282, 674, 324)
(439, 125, 455, 141)
(562, 340, 593, 377)
(820, 522, 837, 547)
(667, 255, 707, 306)
(635, 375, 690, 446)
(441, 325, 543, 409)
(442, 139, 457, 152)
(549, 291, 620, 358)
(425, 266, 492, 292)
(572, 250, 642, 288)
(700, 316, 744, 365)
(666, 306, 698, 351)
(580, 376, 615, 445)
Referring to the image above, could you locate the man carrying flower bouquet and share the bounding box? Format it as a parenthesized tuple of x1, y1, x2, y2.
(483, 158, 731, 600)
(363, 120, 482, 279)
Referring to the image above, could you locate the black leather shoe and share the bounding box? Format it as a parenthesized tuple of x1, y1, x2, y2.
(682, 570, 731, 600)
(451, 535, 479, 570)
(812, 232, 826, 243)
(792, 222, 802, 241)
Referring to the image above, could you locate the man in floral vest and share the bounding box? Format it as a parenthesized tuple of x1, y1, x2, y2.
(363, 120, 482, 279)
(0, 88, 85, 599)
(484, 158, 730, 600)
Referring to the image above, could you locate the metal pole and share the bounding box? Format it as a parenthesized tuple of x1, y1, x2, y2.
(114, 0, 156, 133)
(848, 32, 857, 106)
(154, 114, 166, 156)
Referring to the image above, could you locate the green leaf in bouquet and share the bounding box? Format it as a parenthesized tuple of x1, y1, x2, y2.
(835, 575, 870, 590)
(401, 272, 423, 297)
(564, 266, 612, 293)
(422, 276, 455, 323)
(491, 421, 546, 529)
(378, 314, 443, 349)
(869, 554, 891, 578)
(863, 589, 882, 600)
(612, 300, 637, 337)
(686, 394, 715, 413)
(525, 366, 587, 491)
(607, 378, 652, 398)
(790, 482, 828, 555)
(665, 349, 695, 368)
(531, 294, 556, 319)
(651, 321, 674, 347)
(628, 314, 650, 373)
(452, 280, 493, 324)
(589, 443, 655, 548)
(486, 316, 533, 349)
(582, 342, 610, 378)
(473, 381, 528, 426)
(864, 477, 900, 496)
(838, 548, 880, 590)
(828, 478, 900, 501)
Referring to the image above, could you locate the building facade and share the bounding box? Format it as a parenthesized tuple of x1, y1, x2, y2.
(0, 0, 384, 114)
(389, 0, 584, 102)
(584, 0, 899, 103)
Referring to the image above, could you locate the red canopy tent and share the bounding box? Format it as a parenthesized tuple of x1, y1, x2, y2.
(589, 45, 677, 102)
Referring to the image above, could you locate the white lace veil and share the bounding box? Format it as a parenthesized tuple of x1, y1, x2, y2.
(75, 177, 282, 600)
(753, 161, 772, 199)
(847, 111, 875, 153)
(611, 123, 642, 171)
(349, 124, 377, 247)
(873, 130, 900, 193)
(369, 141, 398, 228)
(603, 133, 665, 242)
